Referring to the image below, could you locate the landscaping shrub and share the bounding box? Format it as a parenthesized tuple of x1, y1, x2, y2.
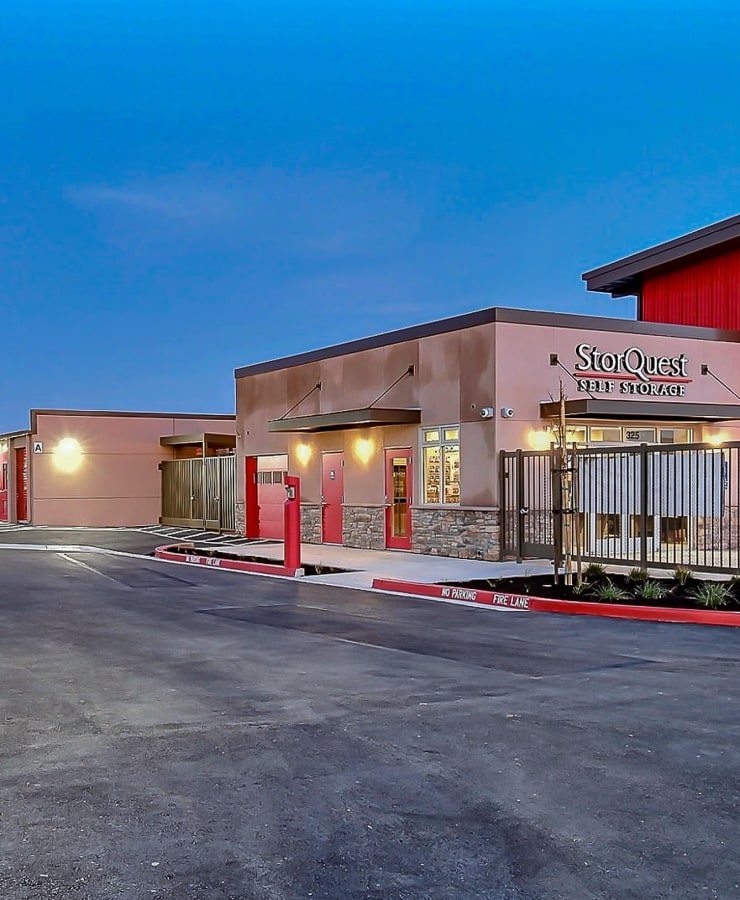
(583, 563, 607, 581)
(673, 565, 694, 586)
(690, 581, 732, 610)
(633, 580, 672, 603)
(627, 567, 650, 584)
(589, 578, 630, 603)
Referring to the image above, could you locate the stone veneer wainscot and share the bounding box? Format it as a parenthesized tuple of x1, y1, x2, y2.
(300, 503, 322, 544)
(411, 507, 500, 561)
(342, 505, 386, 550)
(235, 500, 245, 537)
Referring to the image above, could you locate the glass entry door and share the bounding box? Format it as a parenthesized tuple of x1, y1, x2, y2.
(385, 450, 412, 550)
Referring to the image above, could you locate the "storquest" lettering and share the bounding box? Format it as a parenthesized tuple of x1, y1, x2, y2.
(574, 343, 688, 382)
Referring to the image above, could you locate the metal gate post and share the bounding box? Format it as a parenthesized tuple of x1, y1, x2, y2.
(188, 459, 195, 524)
(515, 449, 524, 564)
(215, 457, 222, 530)
(498, 451, 508, 561)
(639, 444, 648, 570)
(551, 448, 563, 576)
(201, 438, 207, 529)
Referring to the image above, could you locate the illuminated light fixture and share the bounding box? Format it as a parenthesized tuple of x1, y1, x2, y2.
(705, 431, 727, 447)
(0, 440, 7, 453)
(53, 437, 84, 473)
(295, 442, 313, 466)
(528, 429, 551, 451)
(354, 437, 375, 464)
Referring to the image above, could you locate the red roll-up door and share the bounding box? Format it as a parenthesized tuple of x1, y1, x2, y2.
(257, 467, 287, 539)
(0, 455, 7, 521)
(15, 447, 28, 522)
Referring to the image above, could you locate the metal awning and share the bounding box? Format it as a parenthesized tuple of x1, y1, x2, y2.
(539, 399, 740, 422)
(267, 407, 421, 433)
(160, 432, 236, 448)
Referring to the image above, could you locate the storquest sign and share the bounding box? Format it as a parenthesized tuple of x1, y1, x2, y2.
(573, 343, 691, 396)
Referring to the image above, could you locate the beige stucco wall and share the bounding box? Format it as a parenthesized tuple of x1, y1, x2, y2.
(30, 413, 235, 527)
(236, 321, 499, 512)
(493, 320, 740, 452)
(237, 312, 740, 525)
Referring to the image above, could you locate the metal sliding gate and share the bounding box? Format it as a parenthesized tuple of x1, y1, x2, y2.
(501, 441, 740, 574)
(160, 455, 236, 531)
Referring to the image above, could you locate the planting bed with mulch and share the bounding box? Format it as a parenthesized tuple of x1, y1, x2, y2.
(441, 565, 740, 612)
(157, 544, 353, 577)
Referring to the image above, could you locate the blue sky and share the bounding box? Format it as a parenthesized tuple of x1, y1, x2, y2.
(2, 0, 740, 427)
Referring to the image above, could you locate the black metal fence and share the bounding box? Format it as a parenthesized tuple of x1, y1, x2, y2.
(501, 442, 740, 573)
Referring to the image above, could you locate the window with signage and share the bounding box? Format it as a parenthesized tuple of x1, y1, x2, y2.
(586, 426, 693, 445)
(422, 426, 460, 504)
(623, 427, 657, 443)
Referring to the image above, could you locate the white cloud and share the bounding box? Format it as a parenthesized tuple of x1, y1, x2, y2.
(66, 166, 425, 261)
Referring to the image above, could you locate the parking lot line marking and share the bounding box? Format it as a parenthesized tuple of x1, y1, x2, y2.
(57, 552, 132, 589)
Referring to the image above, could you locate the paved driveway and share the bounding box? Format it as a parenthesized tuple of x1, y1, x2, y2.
(1, 549, 738, 899)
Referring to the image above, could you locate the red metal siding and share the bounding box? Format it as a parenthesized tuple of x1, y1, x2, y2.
(641, 245, 740, 330)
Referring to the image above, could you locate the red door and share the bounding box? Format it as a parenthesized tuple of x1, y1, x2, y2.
(385, 449, 412, 550)
(321, 452, 344, 544)
(0, 452, 7, 521)
(15, 447, 28, 522)
(245, 456, 259, 538)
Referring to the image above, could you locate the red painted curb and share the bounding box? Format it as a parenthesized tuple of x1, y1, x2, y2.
(371, 578, 740, 627)
(155, 546, 300, 578)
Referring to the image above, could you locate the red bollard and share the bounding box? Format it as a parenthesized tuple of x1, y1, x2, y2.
(284, 475, 301, 570)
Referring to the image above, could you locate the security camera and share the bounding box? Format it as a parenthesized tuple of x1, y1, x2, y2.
(500, 407, 515, 419)
(480, 407, 495, 419)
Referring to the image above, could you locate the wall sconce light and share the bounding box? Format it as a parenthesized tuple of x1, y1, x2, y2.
(354, 437, 375, 464)
(53, 437, 84, 473)
(705, 431, 726, 447)
(527, 429, 551, 451)
(295, 442, 313, 466)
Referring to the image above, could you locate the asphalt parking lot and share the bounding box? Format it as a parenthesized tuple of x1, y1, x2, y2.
(1, 548, 738, 899)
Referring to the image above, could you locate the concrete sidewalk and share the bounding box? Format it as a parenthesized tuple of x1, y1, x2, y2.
(0, 524, 551, 588)
(203, 539, 553, 588)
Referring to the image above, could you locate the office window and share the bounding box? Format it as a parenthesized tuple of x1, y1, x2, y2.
(661, 516, 688, 544)
(422, 426, 460, 504)
(660, 428, 692, 444)
(590, 427, 622, 443)
(548, 425, 587, 446)
(596, 513, 621, 539)
(630, 515, 655, 539)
